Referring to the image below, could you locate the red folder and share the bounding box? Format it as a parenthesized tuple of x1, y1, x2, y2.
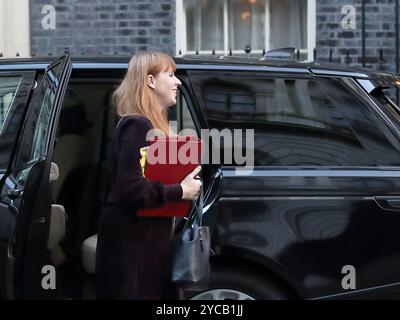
(137, 136, 203, 217)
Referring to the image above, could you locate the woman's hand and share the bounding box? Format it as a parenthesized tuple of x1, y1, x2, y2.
(180, 166, 202, 200)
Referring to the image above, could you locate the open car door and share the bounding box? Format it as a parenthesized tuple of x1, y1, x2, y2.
(0, 55, 72, 299)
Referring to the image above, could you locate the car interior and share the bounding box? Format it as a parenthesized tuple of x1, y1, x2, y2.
(48, 77, 118, 299)
(47, 72, 199, 299)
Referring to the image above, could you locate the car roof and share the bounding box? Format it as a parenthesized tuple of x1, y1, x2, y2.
(0, 55, 398, 80)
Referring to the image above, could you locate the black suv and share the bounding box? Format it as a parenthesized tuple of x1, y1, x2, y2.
(2, 54, 400, 300)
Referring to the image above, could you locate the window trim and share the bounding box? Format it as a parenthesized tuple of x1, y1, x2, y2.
(176, 0, 316, 60)
(222, 166, 400, 175)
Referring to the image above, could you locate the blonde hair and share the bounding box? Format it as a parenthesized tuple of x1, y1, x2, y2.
(112, 51, 176, 135)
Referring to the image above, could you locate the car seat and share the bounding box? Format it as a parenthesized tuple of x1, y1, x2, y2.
(47, 162, 67, 267)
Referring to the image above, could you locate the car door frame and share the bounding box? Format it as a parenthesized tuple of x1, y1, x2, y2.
(0, 70, 37, 300)
(0, 55, 72, 299)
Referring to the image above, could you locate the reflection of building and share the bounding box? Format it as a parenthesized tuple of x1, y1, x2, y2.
(200, 77, 341, 130)
(0, 0, 397, 73)
(191, 75, 400, 167)
(0, 78, 21, 130)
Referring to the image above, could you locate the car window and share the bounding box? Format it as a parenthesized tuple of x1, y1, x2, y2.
(190, 72, 400, 167)
(12, 59, 69, 185)
(168, 89, 198, 137)
(0, 76, 22, 133)
(371, 87, 400, 127)
(14, 85, 56, 184)
(31, 85, 56, 162)
(15, 71, 59, 176)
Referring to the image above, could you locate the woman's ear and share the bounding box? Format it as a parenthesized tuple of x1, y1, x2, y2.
(147, 75, 156, 89)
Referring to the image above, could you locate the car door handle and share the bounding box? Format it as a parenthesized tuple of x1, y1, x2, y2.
(374, 196, 400, 211)
(7, 188, 23, 200)
(34, 217, 46, 223)
(214, 168, 222, 179)
(202, 167, 223, 212)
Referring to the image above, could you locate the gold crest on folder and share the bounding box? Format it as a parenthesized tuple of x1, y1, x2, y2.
(139, 146, 149, 177)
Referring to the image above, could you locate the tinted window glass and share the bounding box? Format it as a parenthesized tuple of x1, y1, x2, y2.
(173, 89, 197, 135)
(0, 76, 22, 132)
(14, 62, 64, 183)
(371, 86, 400, 126)
(323, 80, 400, 167)
(16, 81, 56, 172)
(190, 73, 400, 167)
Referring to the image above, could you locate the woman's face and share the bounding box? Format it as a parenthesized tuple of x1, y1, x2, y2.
(151, 68, 182, 109)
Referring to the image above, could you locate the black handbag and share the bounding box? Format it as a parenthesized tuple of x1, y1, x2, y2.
(171, 181, 211, 290)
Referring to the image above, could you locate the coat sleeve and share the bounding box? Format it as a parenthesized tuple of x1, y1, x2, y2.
(114, 116, 183, 208)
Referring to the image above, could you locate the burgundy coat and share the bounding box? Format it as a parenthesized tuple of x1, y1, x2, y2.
(96, 115, 183, 300)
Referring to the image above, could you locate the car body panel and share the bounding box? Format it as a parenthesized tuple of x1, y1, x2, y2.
(219, 167, 400, 298)
(1, 55, 400, 299)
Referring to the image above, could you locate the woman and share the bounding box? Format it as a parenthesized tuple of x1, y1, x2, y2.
(96, 51, 202, 300)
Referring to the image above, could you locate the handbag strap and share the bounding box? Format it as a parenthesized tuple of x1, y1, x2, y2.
(197, 176, 204, 227)
(184, 176, 204, 230)
(195, 178, 208, 250)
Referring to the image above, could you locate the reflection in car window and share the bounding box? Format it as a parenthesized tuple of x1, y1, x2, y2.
(31, 87, 56, 161)
(372, 87, 400, 126)
(14, 72, 58, 181)
(329, 82, 400, 167)
(0, 76, 22, 133)
(191, 74, 400, 167)
(168, 89, 197, 136)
